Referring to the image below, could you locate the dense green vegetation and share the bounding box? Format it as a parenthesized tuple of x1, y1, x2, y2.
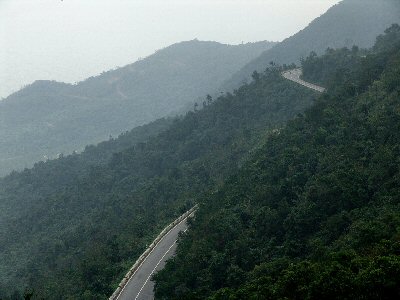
(301, 24, 400, 92)
(153, 25, 400, 299)
(3, 5, 399, 299)
(301, 46, 365, 87)
(0, 60, 316, 298)
(222, 0, 400, 92)
(0, 40, 275, 176)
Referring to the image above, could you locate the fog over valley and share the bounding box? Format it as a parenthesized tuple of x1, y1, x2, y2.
(1, 1, 400, 299)
(0, 0, 340, 98)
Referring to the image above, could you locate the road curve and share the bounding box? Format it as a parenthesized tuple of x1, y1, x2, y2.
(115, 214, 191, 300)
(282, 68, 325, 93)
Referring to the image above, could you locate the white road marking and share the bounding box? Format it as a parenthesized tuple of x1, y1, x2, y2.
(282, 69, 325, 93)
(134, 241, 177, 300)
(134, 228, 189, 299)
(115, 215, 190, 300)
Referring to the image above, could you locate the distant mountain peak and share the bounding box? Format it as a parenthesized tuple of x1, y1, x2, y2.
(221, 0, 400, 91)
(0, 39, 275, 175)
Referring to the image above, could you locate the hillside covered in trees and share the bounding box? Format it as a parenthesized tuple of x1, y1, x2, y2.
(2, 4, 400, 300)
(0, 57, 317, 298)
(153, 25, 400, 299)
(0, 40, 275, 176)
(221, 0, 400, 92)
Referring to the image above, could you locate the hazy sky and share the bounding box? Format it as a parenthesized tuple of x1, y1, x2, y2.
(0, 0, 341, 98)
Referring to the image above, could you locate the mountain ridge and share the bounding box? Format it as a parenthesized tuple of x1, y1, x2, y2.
(0, 39, 275, 176)
(0, 64, 316, 299)
(153, 24, 400, 300)
(221, 0, 400, 91)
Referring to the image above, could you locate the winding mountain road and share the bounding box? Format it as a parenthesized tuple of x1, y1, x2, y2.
(110, 68, 323, 300)
(282, 68, 325, 92)
(111, 210, 194, 300)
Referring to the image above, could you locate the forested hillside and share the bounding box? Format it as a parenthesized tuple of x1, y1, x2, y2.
(221, 0, 400, 91)
(0, 40, 275, 176)
(153, 25, 400, 299)
(301, 25, 400, 91)
(0, 60, 316, 298)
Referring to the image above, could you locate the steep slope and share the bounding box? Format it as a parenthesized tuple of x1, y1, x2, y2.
(0, 40, 275, 176)
(153, 25, 400, 300)
(221, 0, 400, 91)
(0, 64, 316, 298)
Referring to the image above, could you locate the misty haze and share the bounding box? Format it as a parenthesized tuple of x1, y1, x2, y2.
(1, 0, 400, 299)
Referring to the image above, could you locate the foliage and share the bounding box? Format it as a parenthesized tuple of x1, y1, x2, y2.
(302, 24, 400, 91)
(0, 65, 315, 298)
(153, 25, 400, 299)
(222, 0, 400, 91)
(0, 40, 275, 176)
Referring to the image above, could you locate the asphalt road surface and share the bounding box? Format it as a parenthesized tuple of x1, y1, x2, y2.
(282, 69, 325, 92)
(114, 68, 322, 300)
(116, 217, 189, 300)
